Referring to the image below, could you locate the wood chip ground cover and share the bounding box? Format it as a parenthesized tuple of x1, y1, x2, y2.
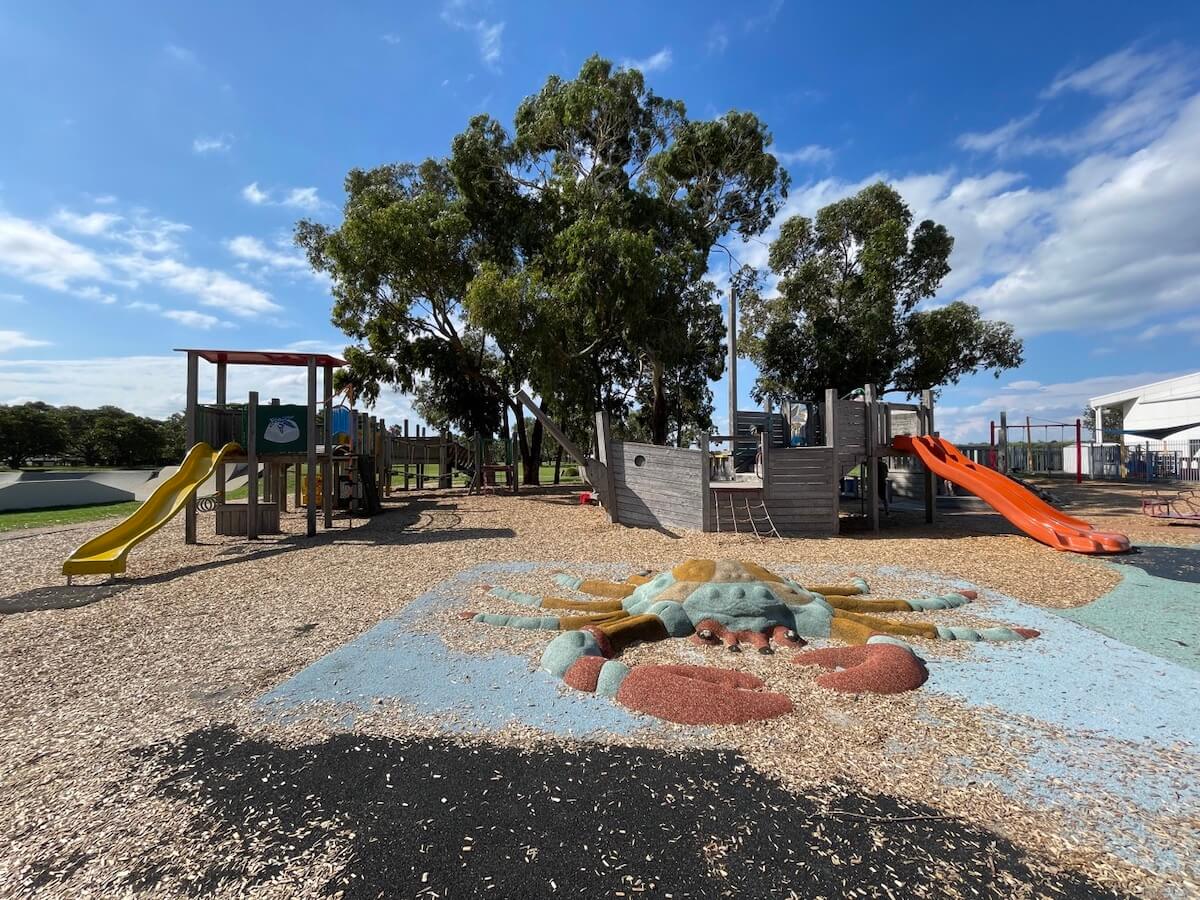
(0, 483, 1194, 898)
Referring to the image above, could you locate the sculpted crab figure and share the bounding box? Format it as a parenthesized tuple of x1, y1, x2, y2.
(462, 560, 1038, 725)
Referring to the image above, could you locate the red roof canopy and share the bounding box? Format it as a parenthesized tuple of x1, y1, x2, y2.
(175, 348, 346, 368)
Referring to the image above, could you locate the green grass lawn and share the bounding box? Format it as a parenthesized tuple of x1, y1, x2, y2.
(0, 501, 143, 533)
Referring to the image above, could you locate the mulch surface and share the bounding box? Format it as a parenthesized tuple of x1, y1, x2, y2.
(1108, 545, 1200, 584)
(118, 724, 1124, 899)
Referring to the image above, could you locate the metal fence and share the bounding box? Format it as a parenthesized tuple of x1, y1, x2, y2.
(957, 439, 1200, 483)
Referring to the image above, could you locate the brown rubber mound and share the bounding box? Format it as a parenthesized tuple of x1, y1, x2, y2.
(1014, 627, 1040, 638)
(793, 644, 929, 694)
(562, 655, 605, 692)
(615, 664, 793, 725)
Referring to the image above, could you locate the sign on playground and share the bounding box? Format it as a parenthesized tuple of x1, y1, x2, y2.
(257, 404, 308, 453)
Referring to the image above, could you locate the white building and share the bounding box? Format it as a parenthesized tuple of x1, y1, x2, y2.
(1090, 372, 1200, 453)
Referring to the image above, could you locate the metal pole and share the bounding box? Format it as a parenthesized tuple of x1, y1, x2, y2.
(306, 358, 317, 537)
(1075, 418, 1082, 484)
(215, 361, 227, 504)
(184, 351, 199, 544)
(323, 365, 333, 529)
(727, 285, 737, 442)
(247, 391, 258, 540)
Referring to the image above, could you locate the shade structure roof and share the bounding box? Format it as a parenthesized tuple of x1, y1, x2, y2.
(175, 348, 346, 368)
(1119, 423, 1200, 441)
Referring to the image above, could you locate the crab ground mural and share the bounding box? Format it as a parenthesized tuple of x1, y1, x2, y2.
(461, 559, 1040, 725)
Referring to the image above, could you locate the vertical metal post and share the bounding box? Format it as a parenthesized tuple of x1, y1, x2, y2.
(922, 388, 935, 524)
(184, 351, 199, 545)
(1025, 415, 1033, 473)
(215, 361, 227, 504)
(306, 358, 317, 537)
(323, 365, 333, 529)
(247, 391, 259, 540)
(1075, 418, 1083, 484)
(727, 285, 737, 441)
(439, 429, 449, 489)
(864, 384, 879, 533)
(825, 388, 839, 534)
(998, 411, 1009, 474)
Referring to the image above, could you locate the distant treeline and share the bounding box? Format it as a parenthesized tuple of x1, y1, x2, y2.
(0, 402, 185, 470)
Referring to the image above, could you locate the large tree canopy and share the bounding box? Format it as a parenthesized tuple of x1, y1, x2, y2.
(740, 182, 1023, 401)
(300, 55, 789, 461)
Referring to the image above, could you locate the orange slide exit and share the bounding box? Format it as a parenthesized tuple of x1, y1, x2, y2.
(893, 435, 1131, 555)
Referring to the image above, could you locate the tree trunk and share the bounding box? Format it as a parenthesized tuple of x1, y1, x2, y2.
(553, 445, 563, 484)
(650, 359, 668, 445)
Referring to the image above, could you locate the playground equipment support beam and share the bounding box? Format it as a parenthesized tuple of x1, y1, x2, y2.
(594, 410, 618, 523)
(247, 391, 259, 540)
(998, 411, 1009, 474)
(306, 358, 317, 537)
(184, 350, 199, 545)
(825, 388, 840, 534)
(323, 365, 333, 530)
(864, 384, 879, 534)
(215, 361, 227, 503)
(1076, 418, 1083, 484)
(727, 285, 737, 443)
(922, 389, 936, 524)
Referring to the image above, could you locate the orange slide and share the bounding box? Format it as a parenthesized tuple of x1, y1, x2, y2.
(893, 435, 1131, 554)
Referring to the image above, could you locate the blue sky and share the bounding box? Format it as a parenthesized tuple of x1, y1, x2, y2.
(2, 1, 1200, 440)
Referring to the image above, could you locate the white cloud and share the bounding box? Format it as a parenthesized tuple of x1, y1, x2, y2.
(53, 209, 123, 236)
(74, 284, 117, 305)
(242, 182, 270, 205)
(959, 45, 1194, 157)
(772, 144, 833, 166)
(193, 134, 233, 154)
(744, 0, 784, 32)
(440, 1, 504, 69)
(113, 253, 282, 318)
(162, 309, 224, 329)
(91, 194, 118, 205)
(958, 111, 1041, 153)
(621, 48, 672, 74)
(241, 182, 323, 211)
(164, 44, 198, 66)
(0, 330, 49, 353)
(0, 215, 108, 290)
(476, 21, 504, 67)
(706, 24, 729, 56)
(281, 187, 321, 211)
(0, 292, 26, 304)
(381, 33, 403, 45)
(226, 235, 310, 272)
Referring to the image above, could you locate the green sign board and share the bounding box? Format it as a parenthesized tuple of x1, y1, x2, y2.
(256, 404, 308, 454)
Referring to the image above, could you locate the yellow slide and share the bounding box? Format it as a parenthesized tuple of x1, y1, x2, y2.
(63, 441, 241, 578)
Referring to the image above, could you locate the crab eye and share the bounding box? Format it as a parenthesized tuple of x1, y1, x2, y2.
(786, 630, 798, 641)
(698, 629, 713, 639)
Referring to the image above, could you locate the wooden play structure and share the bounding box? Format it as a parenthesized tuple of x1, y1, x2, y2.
(516, 384, 1128, 553)
(63, 348, 394, 579)
(388, 428, 519, 495)
(515, 387, 938, 538)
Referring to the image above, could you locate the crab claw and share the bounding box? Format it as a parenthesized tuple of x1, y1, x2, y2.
(615, 664, 793, 725)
